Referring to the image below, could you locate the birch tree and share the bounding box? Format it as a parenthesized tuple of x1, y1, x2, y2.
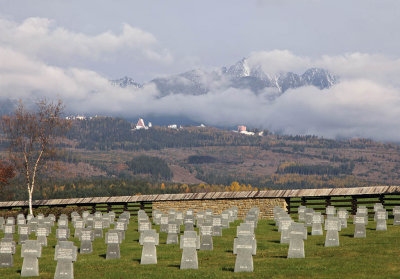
(2, 99, 69, 214)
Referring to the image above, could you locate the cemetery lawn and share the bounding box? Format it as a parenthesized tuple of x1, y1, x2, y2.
(2, 218, 400, 278)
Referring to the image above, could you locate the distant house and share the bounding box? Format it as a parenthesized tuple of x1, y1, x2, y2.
(238, 125, 247, 132)
(134, 118, 150, 130)
(168, 124, 178, 129)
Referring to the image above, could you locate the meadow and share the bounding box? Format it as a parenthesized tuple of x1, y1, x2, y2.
(1, 216, 400, 278)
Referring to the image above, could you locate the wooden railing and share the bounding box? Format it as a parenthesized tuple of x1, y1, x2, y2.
(1, 185, 400, 217)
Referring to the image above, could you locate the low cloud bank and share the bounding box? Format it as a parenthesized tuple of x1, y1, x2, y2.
(1, 17, 400, 142)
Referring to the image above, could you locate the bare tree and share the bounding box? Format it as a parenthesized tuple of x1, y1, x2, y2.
(2, 99, 70, 214)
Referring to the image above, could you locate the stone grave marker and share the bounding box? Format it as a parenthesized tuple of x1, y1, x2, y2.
(0, 240, 16, 268)
(153, 210, 162, 225)
(298, 206, 306, 222)
(326, 206, 336, 218)
(56, 228, 70, 243)
(176, 212, 184, 225)
(184, 215, 195, 231)
(93, 219, 103, 239)
(311, 213, 324, 235)
(234, 224, 256, 255)
(234, 236, 254, 272)
(21, 240, 41, 277)
(375, 209, 387, 231)
(85, 215, 94, 229)
(196, 211, 205, 227)
(138, 221, 151, 233)
(325, 219, 339, 247)
(36, 225, 49, 247)
(287, 224, 305, 258)
(6, 217, 15, 225)
(393, 206, 400, 225)
(166, 222, 179, 244)
(200, 225, 213, 250)
(337, 209, 349, 229)
(354, 214, 367, 238)
(28, 218, 38, 233)
(212, 215, 222, 236)
(3, 224, 15, 240)
(140, 230, 158, 264)
(18, 224, 30, 244)
(105, 231, 121, 259)
(0, 217, 4, 230)
(102, 214, 110, 229)
(180, 231, 199, 269)
(54, 241, 78, 279)
(160, 214, 169, 233)
(79, 229, 94, 254)
(280, 217, 293, 243)
(74, 220, 84, 238)
(304, 208, 314, 227)
(373, 203, 383, 212)
(115, 221, 127, 240)
(221, 211, 230, 229)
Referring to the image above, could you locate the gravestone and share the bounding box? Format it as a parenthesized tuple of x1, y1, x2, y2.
(74, 220, 84, 238)
(221, 211, 230, 228)
(79, 229, 94, 254)
(354, 214, 367, 238)
(28, 218, 38, 233)
(304, 208, 314, 227)
(6, 217, 15, 225)
(57, 228, 69, 243)
(0, 241, 14, 267)
(298, 206, 306, 222)
(105, 231, 121, 259)
(325, 219, 340, 247)
(18, 224, 30, 244)
(184, 216, 195, 231)
(138, 221, 151, 233)
(212, 215, 222, 236)
(311, 213, 323, 236)
(234, 236, 254, 272)
(166, 222, 179, 244)
(153, 210, 162, 225)
(180, 231, 199, 269)
(338, 209, 348, 229)
(58, 218, 68, 229)
(21, 240, 41, 277)
(54, 241, 78, 279)
(200, 225, 213, 250)
(326, 206, 336, 218)
(140, 230, 158, 264)
(114, 221, 127, 240)
(36, 225, 48, 247)
(3, 224, 15, 240)
(393, 206, 400, 225)
(235, 223, 257, 255)
(160, 215, 169, 233)
(375, 209, 387, 231)
(287, 226, 305, 258)
(279, 217, 293, 243)
(0, 217, 4, 230)
(93, 220, 103, 239)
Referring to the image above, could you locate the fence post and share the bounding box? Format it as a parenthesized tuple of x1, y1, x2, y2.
(301, 196, 306, 206)
(351, 196, 357, 215)
(285, 198, 291, 214)
(325, 196, 331, 207)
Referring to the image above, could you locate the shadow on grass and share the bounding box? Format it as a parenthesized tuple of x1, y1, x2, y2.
(16, 269, 21, 274)
(270, 255, 287, 258)
(222, 267, 234, 272)
(269, 240, 281, 244)
(342, 234, 354, 238)
(168, 264, 181, 269)
(99, 253, 106, 259)
(225, 249, 233, 253)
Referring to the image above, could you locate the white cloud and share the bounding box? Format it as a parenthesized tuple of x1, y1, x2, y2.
(1, 42, 400, 142)
(0, 17, 173, 67)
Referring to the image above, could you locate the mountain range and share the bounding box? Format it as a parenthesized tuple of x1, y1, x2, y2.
(111, 57, 338, 96)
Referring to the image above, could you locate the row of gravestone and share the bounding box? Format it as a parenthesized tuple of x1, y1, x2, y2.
(0, 210, 131, 278)
(138, 207, 240, 269)
(146, 207, 260, 272)
(273, 203, 395, 258)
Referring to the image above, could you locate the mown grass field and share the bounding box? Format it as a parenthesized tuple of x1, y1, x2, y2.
(1, 216, 400, 278)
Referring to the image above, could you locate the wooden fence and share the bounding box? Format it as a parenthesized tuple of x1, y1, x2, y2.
(1, 185, 400, 217)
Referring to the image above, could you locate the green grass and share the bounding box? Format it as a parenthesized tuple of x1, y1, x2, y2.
(2, 217, 400, 278)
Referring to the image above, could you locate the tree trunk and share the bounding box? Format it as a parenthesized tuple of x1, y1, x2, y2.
(28, 187, 33, 215)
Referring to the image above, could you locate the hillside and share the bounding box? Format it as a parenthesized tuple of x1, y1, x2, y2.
(2, 116, 400, 200)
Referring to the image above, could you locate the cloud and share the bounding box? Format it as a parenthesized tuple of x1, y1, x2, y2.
(1, 42, 400, 142)
(0, 17, 173, 67)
